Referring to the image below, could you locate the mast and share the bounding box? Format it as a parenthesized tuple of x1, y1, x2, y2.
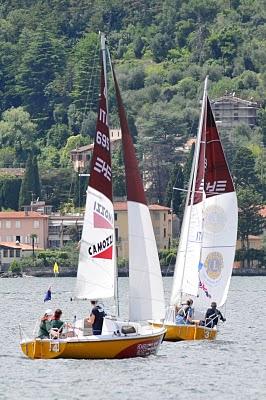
(74, 33, 115, 301)
(180, 77, 208, 303)
(170, 77, 208, 306)
(105, 41, 120, 317)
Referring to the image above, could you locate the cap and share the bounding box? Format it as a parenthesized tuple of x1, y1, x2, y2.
(45, 309, 53, 316)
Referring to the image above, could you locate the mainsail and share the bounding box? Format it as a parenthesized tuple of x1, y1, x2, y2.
(113, 68, 165, 322)
(75, 42, 115, 300)
(170, 78, 238, 310)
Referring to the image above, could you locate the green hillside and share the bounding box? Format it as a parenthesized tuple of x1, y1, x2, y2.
(0, 0, 265, 211)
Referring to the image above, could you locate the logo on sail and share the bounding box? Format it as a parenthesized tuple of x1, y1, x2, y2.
(88, 235, 113, 259)
(93, 201, 113, 229)
(204, 252, 223, 280)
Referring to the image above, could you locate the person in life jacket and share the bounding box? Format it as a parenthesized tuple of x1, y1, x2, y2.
(86, 300, 106, 335)
(204, 301, 226, 328)
(175, 299, 194, 325)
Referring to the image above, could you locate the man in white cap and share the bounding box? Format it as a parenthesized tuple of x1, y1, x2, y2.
(37, 309, 53, 339)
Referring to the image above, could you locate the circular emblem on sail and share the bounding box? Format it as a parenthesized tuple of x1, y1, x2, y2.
(204, 252, 223, 280)
(204, 205, 226, 233)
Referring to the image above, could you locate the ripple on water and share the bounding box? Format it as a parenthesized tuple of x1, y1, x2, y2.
(1, 276, 266, 400)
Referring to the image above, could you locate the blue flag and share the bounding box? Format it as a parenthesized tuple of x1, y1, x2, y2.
(44, 287, 52, 302)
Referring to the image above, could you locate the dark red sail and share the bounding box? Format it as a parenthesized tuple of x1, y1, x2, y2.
(113, 67, 147, 206)
(192, 96, 234, 205)
(89, 56, 112, 202)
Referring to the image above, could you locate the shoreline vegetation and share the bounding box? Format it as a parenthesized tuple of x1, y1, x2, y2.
(1, 266, 266, 278)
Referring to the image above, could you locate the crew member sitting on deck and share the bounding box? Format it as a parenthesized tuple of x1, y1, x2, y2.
(175, 299, 194, 325)
(204, 302, 226, 328)
(37, 309, 53, 339)
(49, 308, 65, 338)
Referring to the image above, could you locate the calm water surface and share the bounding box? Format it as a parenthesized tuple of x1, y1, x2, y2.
(0, 276, 265, 400)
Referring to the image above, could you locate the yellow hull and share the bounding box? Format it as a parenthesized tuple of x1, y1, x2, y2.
(20, 329, 166, 359)
(151, 322, 217, 341)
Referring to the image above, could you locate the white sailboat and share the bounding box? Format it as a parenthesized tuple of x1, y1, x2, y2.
(20, 34, 166, 359)
(152, 77, 238, 341)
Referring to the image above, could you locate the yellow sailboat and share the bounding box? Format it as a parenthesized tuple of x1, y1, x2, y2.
(151, 77, 238, 341)
(20, 34, 166, 359)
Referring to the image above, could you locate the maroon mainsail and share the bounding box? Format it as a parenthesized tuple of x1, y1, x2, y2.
(193, 97, 235, 205)
(89, 57, 112, 202)
(112, 68, 147, 206)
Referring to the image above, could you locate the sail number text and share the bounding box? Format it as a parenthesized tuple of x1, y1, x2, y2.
(96, 131, 110, 151)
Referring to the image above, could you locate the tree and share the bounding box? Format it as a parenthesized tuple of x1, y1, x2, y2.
(73, 171, 87, 208)
(233, 146, 259, 190)
(30, 233, 38, 258)
(0, 107, 37, 164)
(16, 26, 65, 131)
(0, 177, 21, 210)
(70, 32, 99, 114)
(19, 153, 35, 208)
(112, 145, 126, 197)
(32, 156, 41, 200)
(183, 142, 195, 188)
(165, 163, 184, 217)
(237, 186, 265, 266)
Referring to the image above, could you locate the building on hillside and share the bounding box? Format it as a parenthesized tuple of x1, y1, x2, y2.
(48, 214, 84, 248)
(211, 95, 259, 135)
(0, 242, 43, 272)
(22, 200, 53, 215)
(70, 128, 121, 172)
(0, 211, 49, 250)
(114, 202, 172, 259)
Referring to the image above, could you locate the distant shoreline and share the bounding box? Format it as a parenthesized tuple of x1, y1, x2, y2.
(1, 266, 266, 278)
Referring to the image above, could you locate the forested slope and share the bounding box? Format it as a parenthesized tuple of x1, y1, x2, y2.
(0, 0, 265, 212)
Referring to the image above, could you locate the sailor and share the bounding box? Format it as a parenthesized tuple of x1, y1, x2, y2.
(37, 309, 53, 339)
(205, 302, 226, 328)
(86, 300, 106, 335)
(175, 299, 194, 325)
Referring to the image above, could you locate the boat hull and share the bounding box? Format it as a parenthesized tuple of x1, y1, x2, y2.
(20, 328, 166, 359)
(150, 322, 217, 341)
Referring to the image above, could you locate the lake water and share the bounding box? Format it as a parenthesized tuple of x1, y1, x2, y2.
(0, 276, 265, 400)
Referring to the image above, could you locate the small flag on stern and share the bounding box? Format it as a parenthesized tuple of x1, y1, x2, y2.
(53, 262, 59, 275)
(44, 286, 52, 302)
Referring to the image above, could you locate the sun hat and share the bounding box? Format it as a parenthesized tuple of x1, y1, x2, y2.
(45, 309, 53, 316)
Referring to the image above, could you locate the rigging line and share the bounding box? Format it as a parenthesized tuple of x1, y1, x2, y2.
(81, 43, 100, 136)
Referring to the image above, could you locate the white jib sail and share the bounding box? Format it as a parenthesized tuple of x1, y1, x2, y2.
(170, 200, 203, 306)
(197, 191, 238, 309)
(75, 186, 115, 300)
(128, 201, 165, 321)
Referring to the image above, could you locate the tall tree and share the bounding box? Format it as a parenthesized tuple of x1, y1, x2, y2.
(0, 106, 37, 164)
(233, 146, 259, 189)
(165, 163, 184, 217)
(237, 187, 265, 265)
(19, 153, 35, 208)
(16, 26, 65, 131)
(32, 156, 41, 200)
